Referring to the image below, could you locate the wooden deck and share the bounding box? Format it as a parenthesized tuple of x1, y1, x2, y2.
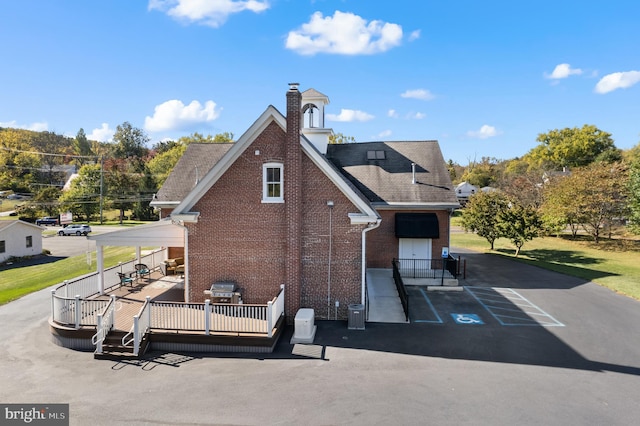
(51, 272, 285, 355)
(91, 272, 185, 331)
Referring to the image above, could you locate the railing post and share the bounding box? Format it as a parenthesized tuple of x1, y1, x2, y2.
(146, 296, 151, 328)
(74, 295, 81, 329)
(50, 290, 56, 322)
(111, 295, 117, 326)
(133, 316, 140, 356)
(95, 314, 103, 354)
(267, 300, 273, 338)
(204, 299, 210, 335)
(64, 280, 68, 298)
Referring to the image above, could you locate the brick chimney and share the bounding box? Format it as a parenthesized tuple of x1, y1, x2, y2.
(285, 83, 302, 320)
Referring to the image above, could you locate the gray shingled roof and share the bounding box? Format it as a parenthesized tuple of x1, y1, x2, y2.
(326, 141, 459, 207)
(154, 143, 233, 203)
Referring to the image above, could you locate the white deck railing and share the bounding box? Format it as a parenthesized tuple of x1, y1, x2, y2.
(122, 296, 151, 356)
(51, 248, 167, 327)
(150, 284, 285, 336)
(92, 295, 117, 353)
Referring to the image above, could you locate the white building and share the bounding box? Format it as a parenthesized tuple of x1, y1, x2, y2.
(0, 220, 43, 263)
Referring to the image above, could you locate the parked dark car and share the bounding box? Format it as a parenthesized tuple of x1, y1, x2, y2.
(36, 216, 59, 226)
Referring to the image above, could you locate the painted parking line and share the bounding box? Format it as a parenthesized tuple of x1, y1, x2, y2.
(413, 287, 444, 323)
(465, 287, 565, 327)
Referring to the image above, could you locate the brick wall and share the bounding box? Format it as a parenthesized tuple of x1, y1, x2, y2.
(186, 121, 288, 305)
(300, 155, 365, 319)
(366, 209, 451, 268)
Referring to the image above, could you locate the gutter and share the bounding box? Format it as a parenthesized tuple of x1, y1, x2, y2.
(361, 218, 382, 305)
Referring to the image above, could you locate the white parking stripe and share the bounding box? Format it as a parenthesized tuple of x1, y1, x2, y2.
(466, 287, 564, 327)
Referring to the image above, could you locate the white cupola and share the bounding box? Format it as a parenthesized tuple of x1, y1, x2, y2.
(301, 88, 333, 154)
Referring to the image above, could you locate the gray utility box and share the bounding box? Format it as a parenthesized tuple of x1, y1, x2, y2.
(348, 304, 365, 330)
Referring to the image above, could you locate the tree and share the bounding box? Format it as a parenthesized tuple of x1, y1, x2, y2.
(72, 128, 93, 167)
(112, 122, 149, 166)
(498, 202, 542, 256)
(461, 191, 510, 250)
(104, 159, 139, 224)
(541, 174, 583, 238)
(0, 128, 40, 191)
(329, 133, 355, 144)
(147, 143, 187, 187)
(628, 159, 640, 234)
(59, 164, 101, 221)
(525, 125, 617, 170)
(542, 162, 629, 243)
(460, 157, 503, 188)
(132, 165, 158, 221)
(498, 170, 545, 209)
(32, 186, 62, 216)
(176, 131, 234, 145)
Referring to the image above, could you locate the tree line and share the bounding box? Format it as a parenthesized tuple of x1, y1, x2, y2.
(457, 125, 640, 254)
(0, 123, 233, 222)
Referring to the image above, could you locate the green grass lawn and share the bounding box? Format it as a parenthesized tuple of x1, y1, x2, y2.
(0, 246, 145, 305)
(451, 226, 640, 301)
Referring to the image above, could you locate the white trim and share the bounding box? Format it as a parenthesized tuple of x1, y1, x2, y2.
(262, 162, 284, 203)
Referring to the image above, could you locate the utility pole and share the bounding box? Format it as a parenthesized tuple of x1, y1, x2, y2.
(99, 155, 104, 224)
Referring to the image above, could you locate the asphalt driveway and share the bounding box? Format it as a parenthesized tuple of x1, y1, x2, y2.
(1, 250, 639, 425)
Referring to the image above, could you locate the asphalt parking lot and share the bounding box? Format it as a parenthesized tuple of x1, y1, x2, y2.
(1, 250, 639, 425)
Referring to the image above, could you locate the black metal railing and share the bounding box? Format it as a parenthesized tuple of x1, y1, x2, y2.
(394, 256, 459, 280)
(391, 259, 409, 322)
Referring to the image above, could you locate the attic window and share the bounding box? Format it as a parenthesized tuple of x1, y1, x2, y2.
(367, 150, 386, 160)
(262, 163, 284, 203)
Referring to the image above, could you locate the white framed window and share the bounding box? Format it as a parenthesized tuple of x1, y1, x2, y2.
(262, 163, 284, 203)
(26, 236, 32, 248)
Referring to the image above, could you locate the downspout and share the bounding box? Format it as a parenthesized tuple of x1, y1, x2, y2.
(361, 218, 381, 305)
(171, 220, 190, 302)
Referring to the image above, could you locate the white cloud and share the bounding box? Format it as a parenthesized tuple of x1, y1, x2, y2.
(285, 11, 403, 55)
(408, 30, 421, 41)
(326, 109, 374, 122)
(0, 120, 48, 131)
(377, 130, 392, 138)
(88, 123, 114, 142)
(144, 99, 221, 132)
(401, 89, 435, 101)
(408, 112, 426, 120)
(545, 63, 583, 79)
(594, 70, 640, 94)
(466, 125, 500, 139)
(387, 109, 398, 118)
(148, 0, 269, 28)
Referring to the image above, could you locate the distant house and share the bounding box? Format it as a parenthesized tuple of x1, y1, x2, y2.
(144, 84, 459, 319)
(455, 181, 478, 205)
(0, 220, 43, 263)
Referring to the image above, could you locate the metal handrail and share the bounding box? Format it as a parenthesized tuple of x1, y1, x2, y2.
(391, 259, 409, 322)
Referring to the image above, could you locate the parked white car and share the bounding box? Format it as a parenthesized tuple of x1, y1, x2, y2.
(58, 224, 92, 236)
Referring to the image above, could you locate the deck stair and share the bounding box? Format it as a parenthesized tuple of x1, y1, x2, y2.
(94, 330, 149, 360)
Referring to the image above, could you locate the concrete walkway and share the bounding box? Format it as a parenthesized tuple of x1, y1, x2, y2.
(366, 268, 407, 323)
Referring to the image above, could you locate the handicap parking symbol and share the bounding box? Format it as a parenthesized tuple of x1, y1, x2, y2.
(451, 313, 484, 325)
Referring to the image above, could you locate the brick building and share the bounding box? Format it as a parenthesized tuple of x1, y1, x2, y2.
(151, 84, 459, 320)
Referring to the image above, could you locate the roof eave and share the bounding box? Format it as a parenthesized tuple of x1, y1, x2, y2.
(373, 202, 461, 210)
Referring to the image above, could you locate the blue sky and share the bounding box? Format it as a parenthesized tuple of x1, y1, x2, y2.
(1, 0, 639, 164)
